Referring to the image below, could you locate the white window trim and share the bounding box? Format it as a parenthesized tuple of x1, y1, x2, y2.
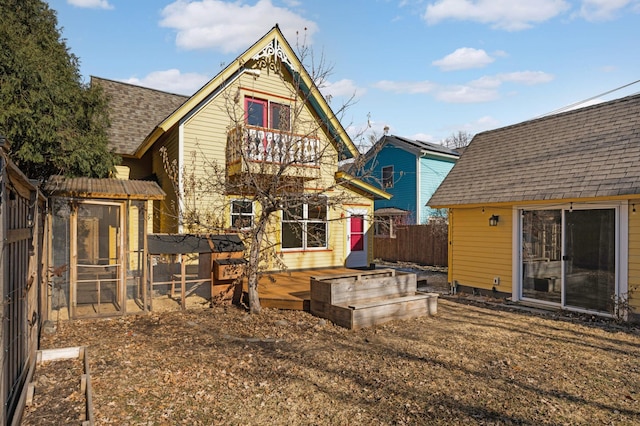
(281, 199, 328, 251)
(512, 201, 628, 319)
(230, 199, 254, 230)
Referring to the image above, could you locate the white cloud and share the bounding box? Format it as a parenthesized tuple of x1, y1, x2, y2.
(424, 0, 570, 30)
(497, 71, 554, 85)
(160, 0, 318, 53)
(469, 75, 502, 89)
(372, 80, 436, 94)
(67, 0, 113, 9)
(475, 115, 501, 128)
(436, 85, 499, 103)
(577, 0, 632, 21)
(432, 47, 495, 71)
(372, 69, 553, 103)
(318, 79, 366, 101)
(412, 132, 438, 143)
(436, 71, 553, 103)
(124, 69, 210, 96)
(439, 115, 500, 140)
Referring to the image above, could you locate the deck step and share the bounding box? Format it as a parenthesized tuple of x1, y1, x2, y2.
(342, 293, 434, 310)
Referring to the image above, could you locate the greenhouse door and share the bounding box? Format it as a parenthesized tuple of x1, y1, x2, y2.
(520, 206, 619, 315)
(72, 202, 124, 318)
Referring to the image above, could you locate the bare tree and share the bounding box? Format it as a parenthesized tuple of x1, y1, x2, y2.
(160, 35, 374, 314)
(443, 130, 473, 149)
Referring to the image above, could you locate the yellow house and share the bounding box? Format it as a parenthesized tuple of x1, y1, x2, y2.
(94, 25, 389, 274)
(428, 93, 640, 322)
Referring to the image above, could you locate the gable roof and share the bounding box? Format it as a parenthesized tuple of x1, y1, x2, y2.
(92, 76, 189, 156)
(121, 25, 359, 161)
(428, 93, 640, 207)
(372, 134, 460, 159)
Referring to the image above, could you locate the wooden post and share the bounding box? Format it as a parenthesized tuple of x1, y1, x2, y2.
(149, 256, 153, 312)
(142, 204, 148, 313)
(181, 258, 186, 310)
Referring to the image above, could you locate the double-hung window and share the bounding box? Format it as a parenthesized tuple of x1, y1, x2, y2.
(231, 200, 254, 230)
(281, 196, 327, 250)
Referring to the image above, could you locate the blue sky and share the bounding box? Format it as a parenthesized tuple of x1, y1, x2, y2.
(47, 0, 640, 147)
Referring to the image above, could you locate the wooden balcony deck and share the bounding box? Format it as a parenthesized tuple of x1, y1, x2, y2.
(244, 267, 364, 311)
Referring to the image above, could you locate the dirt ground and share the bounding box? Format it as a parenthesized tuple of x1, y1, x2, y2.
(31, 271, 640, 426)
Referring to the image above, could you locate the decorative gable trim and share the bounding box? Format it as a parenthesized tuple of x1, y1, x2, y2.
(252, 37, 294, 71)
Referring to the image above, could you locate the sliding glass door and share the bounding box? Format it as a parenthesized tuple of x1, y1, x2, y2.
(564, 209, 616, 312)
(521, 206, 617, 314)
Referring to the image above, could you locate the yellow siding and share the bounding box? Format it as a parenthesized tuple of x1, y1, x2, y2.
(449, 207, 513, 291)
(127, 202, 144, 271)
(153, 126, 180, 233)
(220, 188, 372, 272)
(449, 201, 639, 316)
(628, 205, 640, 311)
(172, 64, 358, 270)
(123, 152, 152, 180)
(277, 189, 373, 270)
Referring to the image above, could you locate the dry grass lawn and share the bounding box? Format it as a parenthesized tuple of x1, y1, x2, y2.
(34, 297, 640, 425)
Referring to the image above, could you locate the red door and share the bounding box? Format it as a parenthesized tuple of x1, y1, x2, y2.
(346, 213, 367, 268)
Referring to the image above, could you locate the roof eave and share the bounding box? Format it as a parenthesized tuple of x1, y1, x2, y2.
(335, 171, 392, 200)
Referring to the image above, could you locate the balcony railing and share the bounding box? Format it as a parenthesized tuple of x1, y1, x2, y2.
(227, 126, 320, 167)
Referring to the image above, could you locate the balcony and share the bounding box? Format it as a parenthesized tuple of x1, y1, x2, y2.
(227, 126, 322, 178)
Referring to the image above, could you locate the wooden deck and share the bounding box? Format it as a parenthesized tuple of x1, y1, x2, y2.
(245, 267, 364, 311)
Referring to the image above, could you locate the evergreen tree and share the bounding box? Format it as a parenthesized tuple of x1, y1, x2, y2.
(0, 0, 119, 180)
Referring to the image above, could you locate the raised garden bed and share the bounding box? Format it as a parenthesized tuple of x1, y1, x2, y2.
(18, 347, 94, 425)
(310, 268, 438, 329)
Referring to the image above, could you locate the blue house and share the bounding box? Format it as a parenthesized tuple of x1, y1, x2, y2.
(362, 134, 459, 229)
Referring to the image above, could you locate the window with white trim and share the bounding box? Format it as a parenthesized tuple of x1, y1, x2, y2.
(281, 196, 327, 249)
(231, 200, 254, 229)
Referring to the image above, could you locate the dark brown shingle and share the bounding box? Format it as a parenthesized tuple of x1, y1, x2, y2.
(92, 76, 189, 156)
(428, 93, 640, 207)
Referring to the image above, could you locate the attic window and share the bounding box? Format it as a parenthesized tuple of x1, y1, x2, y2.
(382, 166, 394, 189)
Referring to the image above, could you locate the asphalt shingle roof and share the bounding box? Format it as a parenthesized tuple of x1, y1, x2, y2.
(376, 134, 459, 157)
(92, 76, 189, 156)
(428, 93, 640, 207)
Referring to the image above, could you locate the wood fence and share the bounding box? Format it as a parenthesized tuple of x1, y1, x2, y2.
(0, 145, 45, 425)
(374, 224, 448, 267)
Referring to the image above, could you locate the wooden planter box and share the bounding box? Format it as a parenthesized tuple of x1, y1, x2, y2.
(310, 269, 437, 329)
(17, 346, 95, 426)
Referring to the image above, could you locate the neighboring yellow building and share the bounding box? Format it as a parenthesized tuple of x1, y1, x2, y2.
(429, 93, 640, 322)
(94, 25, 389, 272)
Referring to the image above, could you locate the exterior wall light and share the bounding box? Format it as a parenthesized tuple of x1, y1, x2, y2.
(489, 215, 499, 226)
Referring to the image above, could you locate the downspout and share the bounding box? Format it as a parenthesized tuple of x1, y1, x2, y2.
(177, 124, 185, 234)
(416, 156, 421, 224)
(449, 208, 455, 295)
